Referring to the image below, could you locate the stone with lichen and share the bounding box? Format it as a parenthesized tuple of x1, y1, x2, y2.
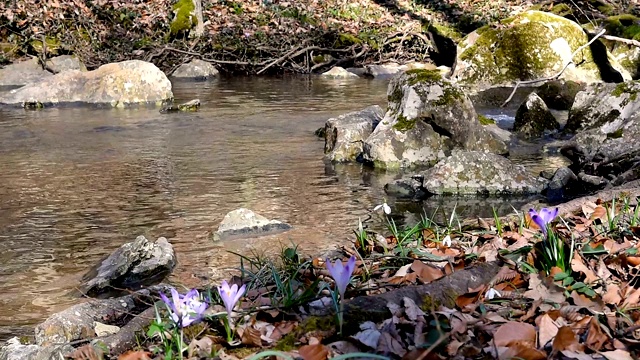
(362, 69, 507, 169)
(421, 151, 548, 195)
(323, 105, 383, 162)
(451, 10, 631, 92)
(513, 92, 559, 139)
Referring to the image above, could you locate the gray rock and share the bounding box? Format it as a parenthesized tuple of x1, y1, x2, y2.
(0, 60, 173, 107)
(324, 105, 384, 162)
(35, 288, 157, 346)
(546, 167, 578, 202)
(363, 63, 403, 79)
(421, 151, 547, 195)
(363, 69, 507, 169)
(0, 58, 52, 87)
(452, 10, 630, 92)
(80, 236, 176, 297)
(0, 338, 73, 360)
(345, 67, 366, 76)
(535, 79, 584, 110)
(513, 92, 559, 139)
(384, 175, 427, 199)
(171, 59, 219, 79)
(565, 81, 640, 133)
(320, 66, 359, 78)
(213, 208, 291, 241)
(45, 55, 86, 74)
(94, 322, 120, 337)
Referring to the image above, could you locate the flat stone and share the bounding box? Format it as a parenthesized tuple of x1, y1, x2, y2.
(94, 322, 120, 337)
(213, 208, 291, 241)
(0, 58, 52, 87)
(320, 66, 359, 78)
(171, 59, 219, 80)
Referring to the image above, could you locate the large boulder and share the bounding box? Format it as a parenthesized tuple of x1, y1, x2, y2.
(565, 81, 640, 134)
(171, 59, 219, 80)
(601, 15, 640, 79)
(420, 151, 548, 195)
(0, 58, 51, 87)
(324, 105, 384, 162)
(452, 10, 630, 91)
(513, 92, 560, 138)
(535, 79, 585, 110)
(362, 69, 507, 169)
(0, 338, 72, 360)
(0, 60, 173, 107)
(80, 236, 176, 297)
(213, 208, 291, 241)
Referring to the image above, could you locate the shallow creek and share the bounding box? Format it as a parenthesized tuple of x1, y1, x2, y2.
(0, 76, 562, 340)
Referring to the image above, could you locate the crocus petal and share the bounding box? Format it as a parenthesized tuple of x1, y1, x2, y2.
(159, 292, 175, 312)
(170, 287, 181, 308)
(382, 203, 391, 215)
(539, 207, 558, 224)
(233, 284, 246, 306)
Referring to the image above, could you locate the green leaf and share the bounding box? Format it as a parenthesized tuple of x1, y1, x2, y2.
(562, 276, 574, 286)
(582, 243, 607, 255)
(627, 247, 638, 255)
(147, 323, 163, 338)
(554, 272, 570, 281)
(581, 287, 596, 297)
(571, 282, 586, 290)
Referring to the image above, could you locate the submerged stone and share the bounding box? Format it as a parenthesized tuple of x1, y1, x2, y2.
(213, 208, 291, 241)
(320, 66, 359, 78)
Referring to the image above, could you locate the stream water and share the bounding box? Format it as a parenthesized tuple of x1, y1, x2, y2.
(0, 76, 559, 341)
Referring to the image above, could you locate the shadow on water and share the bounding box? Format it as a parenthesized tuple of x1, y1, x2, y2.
(0, 75, 557, 340)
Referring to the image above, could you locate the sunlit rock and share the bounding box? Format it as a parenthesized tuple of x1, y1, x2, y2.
(171, 59, 219, 80)
(513, 92, 559, 139)
(213, 208, 291, 241)
(324, 105, 383, 162)
(320, 66, 359, 79)
(0, 60, 173, 107)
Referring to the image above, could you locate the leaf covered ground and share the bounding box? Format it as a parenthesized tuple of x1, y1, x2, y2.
(64, 191, 640, 360)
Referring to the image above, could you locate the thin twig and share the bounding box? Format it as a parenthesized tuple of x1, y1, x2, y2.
(501, 29, 606, 107)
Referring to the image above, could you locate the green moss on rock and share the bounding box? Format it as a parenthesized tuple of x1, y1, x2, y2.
(170, 0, 196, 35)
(604, 15, 640, 41)
(406, 68, 443, 85)
(549, 3, 572, 16)
(393, 114, 417, 132)
(478, 114, 495, 125)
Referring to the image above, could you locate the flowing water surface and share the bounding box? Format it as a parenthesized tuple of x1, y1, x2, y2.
(0, 76, 556, 340)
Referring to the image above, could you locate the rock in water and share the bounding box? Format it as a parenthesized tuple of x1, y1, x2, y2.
(324, 105, 384, 162)
(452, 10, 630, 91)
(213, 208, 291, 241)
(0, 60, 173, 107)
(535, 79, 584, 110)
(513, 92, 559, 139)
(0, 337, 72, 360)
(0, 58, 52, 87)
(80, 236, 176, 297)
(421, 151, 547, 195)
(363, 69, 507, 169)
(171, 59, 219, 80)
(320, 66, 359, 78)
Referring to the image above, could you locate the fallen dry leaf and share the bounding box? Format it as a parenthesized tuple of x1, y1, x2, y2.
(585, 317, 609, 351)
(524, 273, 566, 303)
(538, 314, 558, 348)
(493, 321, 536, 347)
(571, 253, 599, 284)
(117, 351, 152, 360)
(298, 343, 329, 360)
(601, 349, 634, 360)
(552, 326, 581, 353)
(410, 260, 445, 283)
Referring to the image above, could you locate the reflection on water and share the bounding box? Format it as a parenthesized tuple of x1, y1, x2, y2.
(0, 76, 560, 341)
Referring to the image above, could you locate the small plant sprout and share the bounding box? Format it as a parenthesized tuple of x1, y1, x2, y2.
(325, 255, 356, 335)
(217, 280, 246, 343)
(354, 217, 368, 253)
(374, 200, 391, 215)
(442, 234, 452, 247)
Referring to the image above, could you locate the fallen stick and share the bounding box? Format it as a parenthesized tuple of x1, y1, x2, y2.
(501, 29, 606, 107)
(601, 34, 640, 48)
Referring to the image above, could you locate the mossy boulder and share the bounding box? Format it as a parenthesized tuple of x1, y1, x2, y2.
(362, 69, 507, 169)
(0, 60, 173, 107)
(421, 151, 548, 195)
(600, 15, 640, 79)
(324, 105, 384, 162)
(452, 10, 631, 91)
(170, 0, 197, 36)
(513, 92, 560, 138)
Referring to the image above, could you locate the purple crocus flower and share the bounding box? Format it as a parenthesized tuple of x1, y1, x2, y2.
(325, 255, 356, 299)
(217, 280, 246, 317)
(529, 207, 559, 236)
(159, 287, 208, 328)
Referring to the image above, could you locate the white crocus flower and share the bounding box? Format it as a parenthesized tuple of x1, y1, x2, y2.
(485, 288, 501, 300)
(442, 235, 451, 247)
(374, 202, 391, 215)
